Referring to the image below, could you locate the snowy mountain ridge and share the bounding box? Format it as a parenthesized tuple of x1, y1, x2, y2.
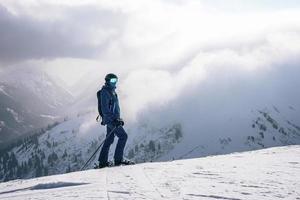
(1, 63, 300, 183)
(0, 145, 299, 200)
(0, 67, 74, 145)
(0, 67, 73, 109)
(1, 103, 299, 183)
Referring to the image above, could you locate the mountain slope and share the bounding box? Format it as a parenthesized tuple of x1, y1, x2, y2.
(0, 67, 74, 145)
(0, 145, 299, 200)
(1, 103, 300, 183)
(1, 63, 299, 182)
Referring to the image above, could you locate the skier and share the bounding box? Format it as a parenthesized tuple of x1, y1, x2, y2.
(96, 73, 134, 168)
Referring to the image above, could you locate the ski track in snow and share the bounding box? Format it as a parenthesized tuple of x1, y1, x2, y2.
(0, 145, 300, 200)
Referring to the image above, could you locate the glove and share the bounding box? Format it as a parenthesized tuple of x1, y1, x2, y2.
(114, 118, 124, 126)
(118, 118, 125, 126)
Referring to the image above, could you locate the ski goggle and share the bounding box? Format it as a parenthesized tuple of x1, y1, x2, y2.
(109, 78, 118, 84)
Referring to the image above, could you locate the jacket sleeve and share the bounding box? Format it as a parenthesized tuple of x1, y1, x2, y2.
(101, 89, 115, 123)
(97, 91, 101, 115)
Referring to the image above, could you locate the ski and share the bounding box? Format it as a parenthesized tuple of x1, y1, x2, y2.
(93, 160, 135, 169)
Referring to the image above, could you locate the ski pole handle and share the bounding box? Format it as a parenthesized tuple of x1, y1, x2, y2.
(96, 115, 100, 122)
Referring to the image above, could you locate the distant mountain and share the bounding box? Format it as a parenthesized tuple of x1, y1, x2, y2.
(0, 104, 299, 182)
(0, 67, 74, 145)
(0, 63, 299, 183)
(66, 70, 103, 116)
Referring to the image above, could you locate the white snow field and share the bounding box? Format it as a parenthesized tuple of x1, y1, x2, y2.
(0, 145, 299, 200)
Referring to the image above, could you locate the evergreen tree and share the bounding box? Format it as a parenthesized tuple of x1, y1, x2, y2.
(48, 152, 58, 166)
(8, 152, 18, 170)
(40, 150, 45, 160)
(28, 158, 33, 168)
(62, 149, 68, 158)
(174, 126, 182, 141)
(23, 161, 28, 174)
(3, 152, 9, 164)
(44, 166, 48, 176)
(158, 142, 161, 151)
(66, 165, 71, 173)
(32, 136, 39, 147)
(35, 165, 42, 177)
(16, 165, 22, 178)
(149, 140, 155, 152)
(128, 149, 135, 159)
(34, 155, 41, 168)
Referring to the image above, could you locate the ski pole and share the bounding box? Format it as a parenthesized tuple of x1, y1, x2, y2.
(81, 125, 118, 171)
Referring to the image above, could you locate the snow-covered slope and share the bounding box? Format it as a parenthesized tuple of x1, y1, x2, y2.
(0, 145, 299, 200)
(0, 110, 184, 181)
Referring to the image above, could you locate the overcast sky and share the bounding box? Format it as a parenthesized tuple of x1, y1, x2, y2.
(0, 0, 300, 86)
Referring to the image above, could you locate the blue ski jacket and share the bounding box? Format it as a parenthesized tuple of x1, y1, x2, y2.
(97, 83, 120, 125)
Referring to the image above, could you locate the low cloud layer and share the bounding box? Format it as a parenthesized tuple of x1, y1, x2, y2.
(1, 0, 300, 131)
(120, 29, 300, 121)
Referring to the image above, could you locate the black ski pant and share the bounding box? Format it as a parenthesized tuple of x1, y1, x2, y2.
(98, 124, 128, 164)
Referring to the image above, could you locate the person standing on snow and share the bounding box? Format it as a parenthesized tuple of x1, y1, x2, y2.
(96, 73, 134, 168)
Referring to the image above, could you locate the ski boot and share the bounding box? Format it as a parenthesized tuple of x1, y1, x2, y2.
(94, 161, 113, 169)
(114, 159, 135, 166)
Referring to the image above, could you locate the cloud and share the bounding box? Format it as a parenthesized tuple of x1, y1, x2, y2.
(128, 49, 300, 150)
(1, 0, 300, 127)
(118, 28, 300, 122)
(2, 0, 300, 68)
(0, 3, 126, 64)
(1, 0, 300, 154)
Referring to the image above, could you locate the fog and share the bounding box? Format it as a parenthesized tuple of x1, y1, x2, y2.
(1, 0, 300, 132)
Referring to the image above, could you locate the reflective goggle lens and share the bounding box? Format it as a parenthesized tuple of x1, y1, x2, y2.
(110, 78, 118, 83)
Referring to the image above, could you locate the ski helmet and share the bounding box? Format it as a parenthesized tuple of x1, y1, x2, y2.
(105, 73, 118, 85)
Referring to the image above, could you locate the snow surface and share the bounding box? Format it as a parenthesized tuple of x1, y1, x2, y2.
(6, 108, 23, 123)
(1, 145, 299, 200)
(0, 85, 13, 98)
(0, 121, 5, 131)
